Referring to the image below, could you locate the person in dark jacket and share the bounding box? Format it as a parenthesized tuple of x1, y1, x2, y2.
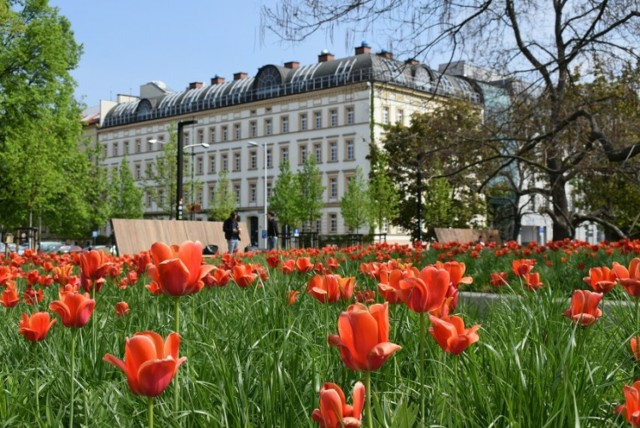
(222, 212, 241, 253)
(267, 211, 278, 250)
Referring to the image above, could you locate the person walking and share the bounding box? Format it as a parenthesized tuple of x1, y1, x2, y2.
(267, 211, 278, 250)
(223, 212, 241, 253)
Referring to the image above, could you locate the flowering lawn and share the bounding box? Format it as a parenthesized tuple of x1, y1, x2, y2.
(2, 239, 640, 427)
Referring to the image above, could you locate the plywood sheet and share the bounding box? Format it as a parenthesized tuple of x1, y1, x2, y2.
(434, 228, 501, 245)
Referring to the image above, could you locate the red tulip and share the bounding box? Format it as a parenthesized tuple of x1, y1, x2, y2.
(146, 241, 214, 296)
(328, 302, 401, 371)
(203, 268, 231, 287)
(232, 264, 258, 288)
(311, 382, 364, 428)
(286, 290, 300, 305)
(631, 337, 640, 361)
(583, 267, 617, 293)
(429, 314, 480, 355)
(377, 269, 411, 304)
(616, 381, 640, 427)
(1, 281, 20, 308)
(307, 274, 355, 303)
(296, 257, 314, 274)
(79, 250, 112, 293)
(564, 290, 602, 327)
(19, 312, 56, 342)
(49, 288, 96, 328)
(115, 301, 130, 317)
(490, 272, 508, 287)
(103, 331, 186, 397)
(512, 259, 536, 277)
(397, 266, 449, 314)
(522, 272, 544, 291)
(613, 259, 640, 297)
(435, 261, 473, 288)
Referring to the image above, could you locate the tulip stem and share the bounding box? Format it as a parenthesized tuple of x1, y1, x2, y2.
(148, 397, 154, 428)
(92, 286, 96, 360)
(365, 370, 373, 428)
(420, 312, 426, 423)
(174, 298, 181, 413)
(69, 330, 77, 428)
(35, 343, 40, 419)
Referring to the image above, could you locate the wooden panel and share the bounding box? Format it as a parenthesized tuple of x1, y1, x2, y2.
(112, 219, 253, 256)
(434, 228, 501, 245)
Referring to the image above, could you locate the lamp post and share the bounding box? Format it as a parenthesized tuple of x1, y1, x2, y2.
(176, 120, 198, 220)
(248, 141, 268, 249)
(183, 142, 210, 220)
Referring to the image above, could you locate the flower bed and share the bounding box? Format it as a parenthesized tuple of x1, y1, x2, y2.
(1, 239, 640, 426)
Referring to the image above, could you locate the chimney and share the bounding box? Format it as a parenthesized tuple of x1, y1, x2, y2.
(188, 82, 203, 90)
(211, 76, 226, 85)
(318, 50, 335, 63)
(405, 58, 419, 65)
(284, 61, 300, 69)
(377, 50, 394, 60)
(233, 72, 248, 81)
(355, 42, 371, 55)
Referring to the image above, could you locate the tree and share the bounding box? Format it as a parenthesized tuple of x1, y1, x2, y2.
(263, 1, 640, 240)
(295, 155, 325, 231)
(0, 0, 84, 235)
(208, 170, 236, 221)
(146, 125, 178, 218)
(269, 161, 300, 234)
(340, 166, 371, 233)
(368, 153, 400, 234)
(110, 157, 144, 219)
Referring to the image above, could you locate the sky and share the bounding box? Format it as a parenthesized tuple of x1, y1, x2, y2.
(48, 0, 380, 107)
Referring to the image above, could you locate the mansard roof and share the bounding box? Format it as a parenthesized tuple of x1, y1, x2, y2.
(103, 52, 484, 128)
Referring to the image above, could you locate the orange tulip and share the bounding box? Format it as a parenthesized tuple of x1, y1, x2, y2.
(583, 267, 617, 293)
(613, 259, 640, 297)
(49, 289, 96, 328)
(281, 259, 296, 274)
(203, 267, 231, 287)
(232, 264, 258, 288)
(435, 261, 473, 288)
(286, 290, 300, 305)
(311, 381, 364, 428)
(512, 259, 536, 277)
(378, 269, 412, 304)
(522, 272, 544, 291)
(103, 331, 186, 397)
(328, 302, 401, 371)
(631, 337, 640, 361)
(397, 266, 449, 314)
(53, 264, 74, 287)
(19, 312, 56, 342)
(616, 381, 640, 427)
(429, 314, 480, 355)
(564, 289, 602, 327)
(295, 257, 314, 273)
(115, 301, 130, 317)
(307, 274, 355, 303)
(79, 250, 112, 292)
(1, 281, 20, 308)
(146, 241, 214, 296)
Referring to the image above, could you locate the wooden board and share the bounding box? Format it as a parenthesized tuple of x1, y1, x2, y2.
(112, 219, 251, 256)
(434, 228, 501, 245)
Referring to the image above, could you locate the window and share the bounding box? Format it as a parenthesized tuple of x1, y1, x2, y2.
(124, 141, 130, 155)
(146, 138, 154, 152)
(267, 181, 273, 199)
(158, 189, 165, 207)
(329, 177, 338, 199)
(314, 111, 322, 129)
(208, 183, 215, 205)
(250, 121, 257, 138)
(197, 129, 204, 145)
(146, 191, 153, 208)
(329, 141, 338, 162)
(233, 183, 241, 204)
(250, 150, 257, 170)
(221, 153, 228, 171)
(382, 107, 390, 124)
(222, 126, 228, 142)
(209, 127, 216, 144)
(265, 119, 273, 136)
(145, 162, 153, 178)
(196, 188, 203, 205)
(281, 116, 289, 133)
(196, 156, 203, 175)
(299, 145, 308, 165)
(249, 183, 257, 203)
(112, 142, 119, 157)
(233, 152, 241, 171)
(300, 113, 308, 131)
(281, 147, 289, 163)
(135, 139, 142, 153)
(345, 139, 355, 161)
(330, 109, 338, 127)
(397, 109, 404, 125)
(314, 143, 322, 163)
(102, 144, 108, 158)
(183, 132, 190, 146)
(267, 148, 273, 168)
(134, 163, 141, 180)
(329, 213, 338, 233)
(346, 106, 355, 125)
(208, 154, 216, 173)
(234, 123, 241, 140)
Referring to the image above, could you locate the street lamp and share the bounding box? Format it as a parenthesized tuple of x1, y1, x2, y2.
(248, 140, 268, 248)
(184, 142, 210, 219)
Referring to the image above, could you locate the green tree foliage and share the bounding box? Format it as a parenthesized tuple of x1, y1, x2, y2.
(368, 153, 400, 233)
(269, 161, 300, 231)
(208, 170, 236, 221)
(0, 0, 85, 235)
(383, 100, 487, 238)
(295, 155, 325, 231)
(340, 166, 371, 233)
(146, 124, 177, 218)
(110, 157, 144, 219)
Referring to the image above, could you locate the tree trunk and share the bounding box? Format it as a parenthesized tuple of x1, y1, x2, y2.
(549, 172, 573, 240)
